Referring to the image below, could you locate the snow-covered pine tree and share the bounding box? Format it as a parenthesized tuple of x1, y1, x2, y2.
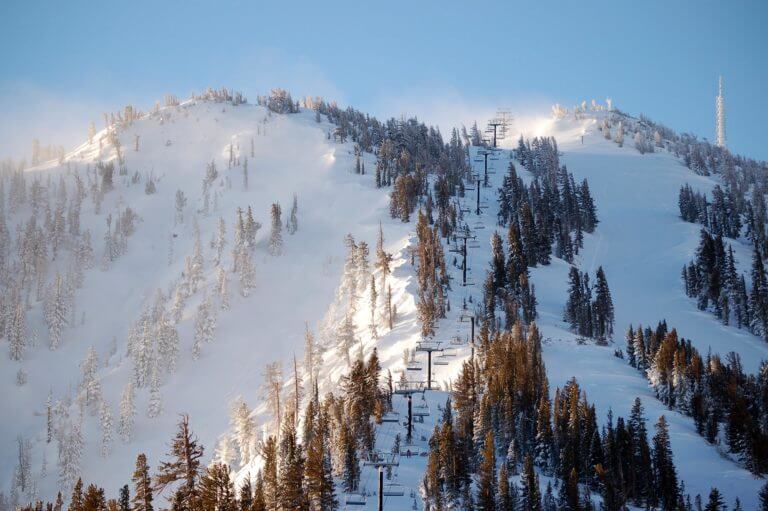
(268, 202, 283, 256)
(157, 310, 179, 374)
(217, 266, 230, 310)
(261, 362, 283, 432)
(57, 419, 83, 493)
(119, 382, 136, 443)
(287, 193, 298, 235)
(192, 294, 217, 359)
(213, 217, 226, 266)
(79, 347, 102, 414)
(147, 363, 162, 418)
(230, 398, 255, 465)
(369, 275, 378, 339)
(99, 400, 113, 457)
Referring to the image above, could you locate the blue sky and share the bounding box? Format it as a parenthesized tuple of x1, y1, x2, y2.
(1, 0, 766, 159)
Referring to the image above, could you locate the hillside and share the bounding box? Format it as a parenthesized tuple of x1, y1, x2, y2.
(2, 94, 767, 510)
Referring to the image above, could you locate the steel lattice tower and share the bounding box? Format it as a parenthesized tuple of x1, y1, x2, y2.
(716, 76, 726, 148)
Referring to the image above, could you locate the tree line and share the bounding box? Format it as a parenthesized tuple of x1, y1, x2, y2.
(623, 321, 768, 475)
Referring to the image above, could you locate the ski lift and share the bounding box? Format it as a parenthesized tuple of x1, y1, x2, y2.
(440, 347, 457, 357)
(381, 411, 400, 423)
(413, 398, 430, 417)
(362, 451, 400, 467)
(394, 380, 426, 395)
(433, 359, 449, 366)
(383, 483, 406, 497)
(406, 360, 423, 372)
(400, 445, 424, 457)
(450, 335, 466, 346)
(344, 493, 367, 506)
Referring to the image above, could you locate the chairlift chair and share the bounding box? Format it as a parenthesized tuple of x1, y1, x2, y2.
(383, 484, 406, 497)
(344, 493, 367, 506)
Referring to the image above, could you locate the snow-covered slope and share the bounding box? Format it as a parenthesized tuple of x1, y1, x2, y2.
(3, 98, 765, 508)
(331, 114, 767, 509)
(0, 99, 416, 501)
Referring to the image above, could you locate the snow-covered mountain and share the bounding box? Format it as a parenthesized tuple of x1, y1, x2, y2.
(2, 92, 766, 510)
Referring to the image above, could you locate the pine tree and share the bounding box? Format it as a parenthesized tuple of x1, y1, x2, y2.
(652, 416, 678, 511)
(199, 463, 235, 511)
(99, 401, 113, 457)
(477, 430, 497, 511)
(305, 421, 337, 511)
(340, 421, 360, 492)
(154, 414, 204, 511)
(278, 416, 306, 510)
(82, 484, 106, 511)
(268, 203, 283, 256)
(704, 488, 725, 511)
(287, 194, 298, 235)
(118, 485, 129, 511)
(593, 266, 614, 341)
(369, 275, 378, 339)
(119, 382, 136, 443)
(520, 455, 541, 511)
(131, 454, 153, 511)
(230, 398, 255, 465)
(759, 481, 768, 511)
(261, 437, 279, 511)
(147, 364, 162, 418)
(69, 479, 84, 511)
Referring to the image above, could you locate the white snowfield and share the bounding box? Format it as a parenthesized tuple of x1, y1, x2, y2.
(2, 99, 765, 508)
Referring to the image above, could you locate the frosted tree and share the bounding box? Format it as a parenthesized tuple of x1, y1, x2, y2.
(303, 325, 320, 386)
(174, 190, 187, 225)
(188, 220, 204, 292)
(44, 273, 69, 350)
(369, 276, 378, 339)
(376, 222, 392, 292)
(614, 121, 624, 147)
(170, 286, 186, 324)
(12, 437, 32, 503)
(99, 400, 113, 457)
(237, 247, 256, 297)
(79, 347, 102, 414)
(217, 267, 230, 310)
(132, 313, 154, 388)
(192, 294, 217, 359)
(16, 368, 27, 386)
(261, 362, 283, 431)
(57, 419, 82, 493)
(167, 233, 174, 265)
(337, 313, 357, 367)
(46, 391, 53, 444)
(157, 310, 180, 373)
(119, 382, 136, 443)
(77, 230, 95, 269)
(8, 301, 28, 361)
(245, 206, 260, 249)
(356, 241, 370, 294)
(147, 363, 162, 419)
(341, 235, 359, 313)
(230, 398, 256, 465)
(213, 217, 227, 266)
(242, 158, 249, 190)
(268, 203, 283, 255)
(287, 194, 298, 235)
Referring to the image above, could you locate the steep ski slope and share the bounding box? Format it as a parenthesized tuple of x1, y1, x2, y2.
(511, 118, 766, 504)
(5, 99, 766, 508)
(0, 100, 415, 500)
(379, 118, 766, 507)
